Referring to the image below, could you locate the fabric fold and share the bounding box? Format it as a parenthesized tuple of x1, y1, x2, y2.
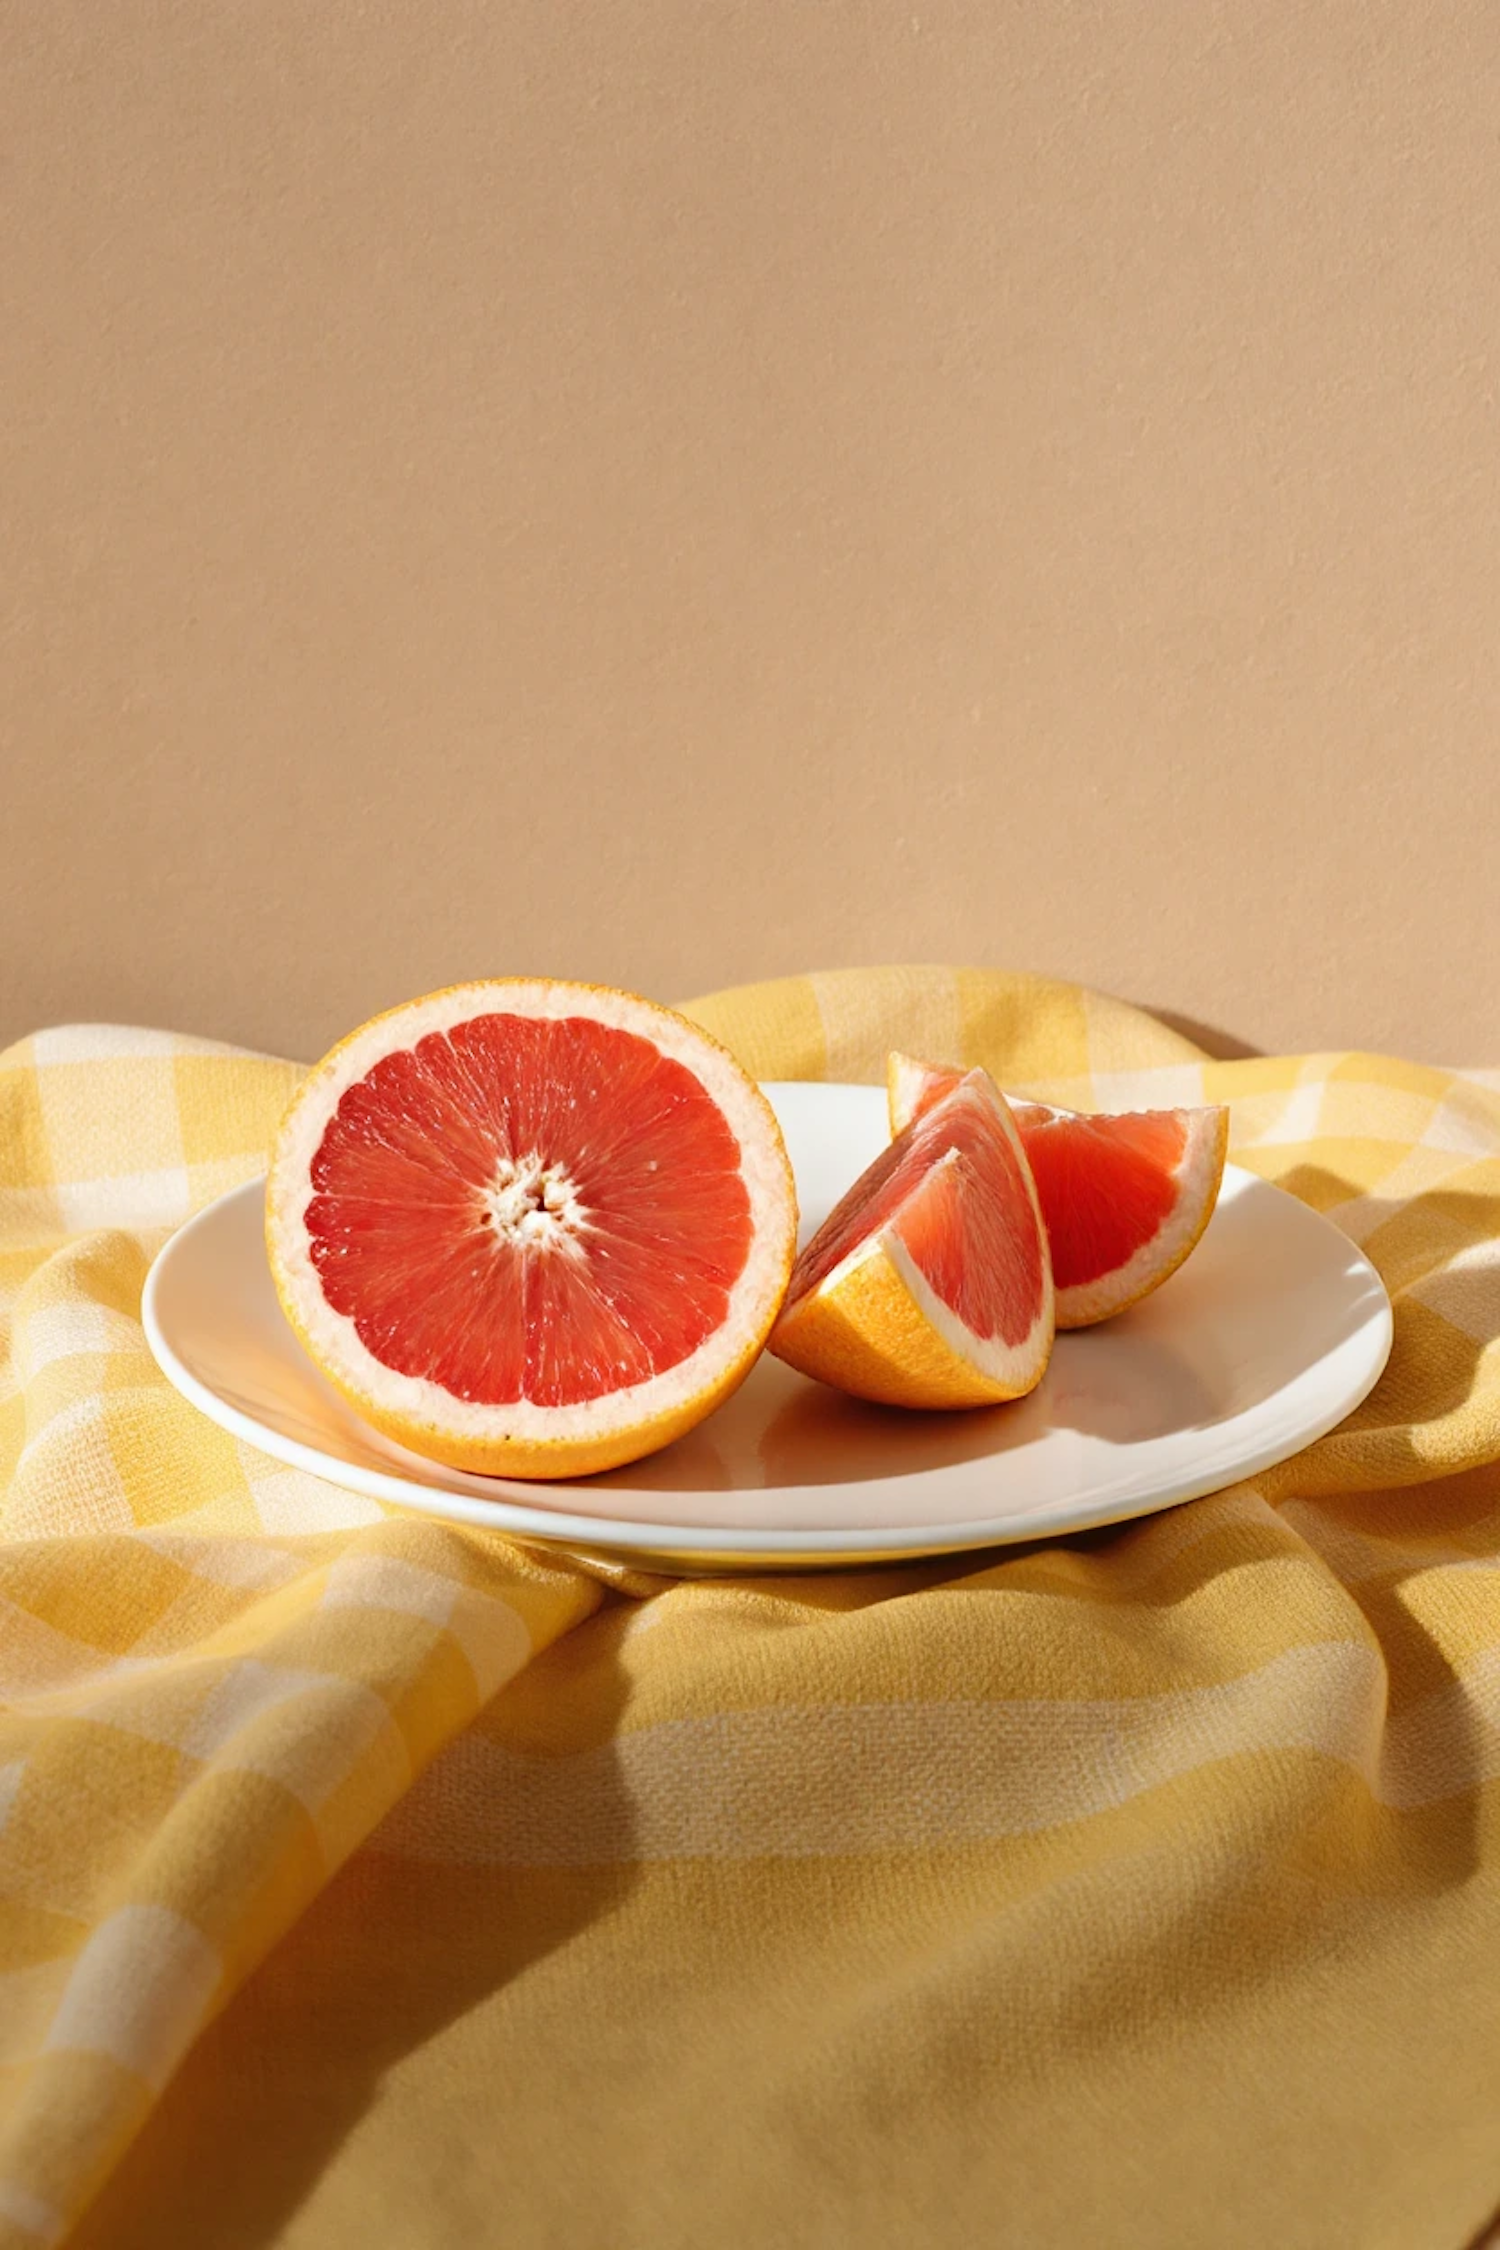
(3, 970, 1499, 2249)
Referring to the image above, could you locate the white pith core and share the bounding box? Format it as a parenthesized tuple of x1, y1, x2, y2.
(267, 981, 799, 1444)
(482, 1154, 588, 1254)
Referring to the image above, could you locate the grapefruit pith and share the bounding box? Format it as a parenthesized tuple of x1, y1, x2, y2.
(769, 1069, 1054, 1409)
(887, 1053, 1228, 1330)
(267, 983, 798, 1478)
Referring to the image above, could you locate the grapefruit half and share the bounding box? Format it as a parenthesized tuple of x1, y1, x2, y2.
(267, 982, 798, 1479)
(769, 1069, 1054, 1409)
(887, 1052, 1229, 1330)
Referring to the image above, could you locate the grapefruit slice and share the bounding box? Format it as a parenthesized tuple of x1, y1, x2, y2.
(266, 982, 798, 1479)
(769, 1070, 1053, 1409)
(887, 1052, 1229, 1330)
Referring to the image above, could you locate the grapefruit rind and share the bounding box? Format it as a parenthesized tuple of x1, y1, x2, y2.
(266, 981, 798, 1480)
(770, 1072, 1054, 1411)
(887, 1050, 945, 1138)
(1045, 1104, 1229, 1327)
(886, 1050, 1229, 1330)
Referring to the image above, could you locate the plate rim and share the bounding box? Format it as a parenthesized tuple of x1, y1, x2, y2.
(141, 1095, 1394, 1564)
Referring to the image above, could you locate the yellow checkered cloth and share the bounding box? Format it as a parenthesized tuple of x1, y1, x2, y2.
(3, 968, 1499, 2249)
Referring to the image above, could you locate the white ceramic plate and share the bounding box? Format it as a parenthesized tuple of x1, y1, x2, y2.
(143, 1082, 1392, 1572)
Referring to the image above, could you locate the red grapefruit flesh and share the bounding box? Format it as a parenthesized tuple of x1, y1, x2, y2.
(886, 1053, 1229, 1329)
(769, 1070, 1054, 1409)
(267, 983, 798, 1478)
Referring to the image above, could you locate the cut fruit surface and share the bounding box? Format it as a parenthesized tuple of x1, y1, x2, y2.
(887, 1052, 1229, 1329)
(267, 983, 798, 1478)
(769, 1070, 1054, 1409)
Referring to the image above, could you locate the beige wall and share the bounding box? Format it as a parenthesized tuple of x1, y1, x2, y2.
(5, 4, 1497, 1067)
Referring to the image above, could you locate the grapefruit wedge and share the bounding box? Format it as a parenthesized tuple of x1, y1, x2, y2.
(769, 1070, 1054, 1409)
(887, 1053, 1229, 1330)
(267, 982, 798, 1479)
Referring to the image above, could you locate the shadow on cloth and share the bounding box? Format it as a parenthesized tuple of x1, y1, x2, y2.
(70, 1584, 641, 2250)
(1278, 1462, 1500, 1896)
(66, 1506, 1500, 2247)
(1260, 1149, 1500, 1907)
(1263, 1166, 1500, 1492)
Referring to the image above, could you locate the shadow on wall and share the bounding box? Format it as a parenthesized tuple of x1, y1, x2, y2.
(1143, 1007, 1265, 1061)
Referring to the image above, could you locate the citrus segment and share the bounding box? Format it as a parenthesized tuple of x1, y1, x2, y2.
(886, 1052, 1229, 1329)
(268, 983, 797, 1478)
(770, 1071, 1054, 1409)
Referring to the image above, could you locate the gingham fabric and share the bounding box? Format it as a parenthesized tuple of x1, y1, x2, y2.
(3, 968, 1499, 2250)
